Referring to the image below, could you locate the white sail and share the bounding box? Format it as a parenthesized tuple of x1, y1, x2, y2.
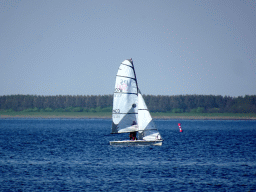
(112, 59, 139, 133)
(137, 93, 162, 141)
(110, 59, 163, 146)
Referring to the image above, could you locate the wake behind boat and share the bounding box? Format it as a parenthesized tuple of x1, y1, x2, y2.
(110, 59, 163, 146)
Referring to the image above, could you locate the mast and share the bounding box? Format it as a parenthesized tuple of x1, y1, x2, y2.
(128, 58, 139, 95)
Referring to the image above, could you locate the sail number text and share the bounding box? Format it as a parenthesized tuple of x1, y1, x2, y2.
(113, 109, 120, 113)
(115, 79, 128, 92)
(115, 88, 123, 92)
(113, 114, 120, 118)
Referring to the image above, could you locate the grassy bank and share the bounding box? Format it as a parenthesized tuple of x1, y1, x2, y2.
(151, 112, 256, 120)
(1, 111, 256, 120)
(0, 111, 111, 119)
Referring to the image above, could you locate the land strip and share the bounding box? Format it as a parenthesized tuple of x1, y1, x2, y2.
(1, 112, 255, 120)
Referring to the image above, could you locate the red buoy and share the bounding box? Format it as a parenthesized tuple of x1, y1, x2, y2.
(178, 123, 183, 132)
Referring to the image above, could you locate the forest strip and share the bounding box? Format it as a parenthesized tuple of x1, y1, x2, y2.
(1, 112, 255, 120)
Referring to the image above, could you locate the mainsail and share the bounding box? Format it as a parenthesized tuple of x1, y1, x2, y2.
(111, 59, 162, 143)
(112, 59, 139, 133)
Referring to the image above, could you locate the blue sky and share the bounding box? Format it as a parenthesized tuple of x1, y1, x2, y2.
(1, 0, 255, 97)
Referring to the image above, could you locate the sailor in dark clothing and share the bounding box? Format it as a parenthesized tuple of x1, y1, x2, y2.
(129, 132, 137, 140)
(129, 121, 137, 140)
(129, 132, 133, 140)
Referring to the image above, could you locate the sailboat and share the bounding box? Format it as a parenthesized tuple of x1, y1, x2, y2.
(110, 59, 163, 146)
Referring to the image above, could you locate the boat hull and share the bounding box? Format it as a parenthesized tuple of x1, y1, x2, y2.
(109, 140, 163, 146)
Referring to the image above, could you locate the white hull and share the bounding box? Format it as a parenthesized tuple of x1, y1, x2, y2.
(110, 140, 163, 146)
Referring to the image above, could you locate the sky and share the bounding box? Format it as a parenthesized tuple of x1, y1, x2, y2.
(0, 0, 255, 97)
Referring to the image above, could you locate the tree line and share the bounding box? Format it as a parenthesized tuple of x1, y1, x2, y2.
(0, 94, 256, 113)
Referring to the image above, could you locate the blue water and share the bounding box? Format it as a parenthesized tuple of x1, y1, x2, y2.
(0, 119, 255, 191)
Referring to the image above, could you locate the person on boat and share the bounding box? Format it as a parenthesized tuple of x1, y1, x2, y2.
(129, 132, 137, 140)
(129, 121, 137, 140)
(129, 132, 133, 140)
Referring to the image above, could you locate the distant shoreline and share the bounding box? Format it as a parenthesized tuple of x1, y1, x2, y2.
(1, 114, 255, 120)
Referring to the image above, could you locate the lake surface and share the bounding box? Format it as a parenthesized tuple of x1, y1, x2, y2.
(0, 119, 255, 191)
